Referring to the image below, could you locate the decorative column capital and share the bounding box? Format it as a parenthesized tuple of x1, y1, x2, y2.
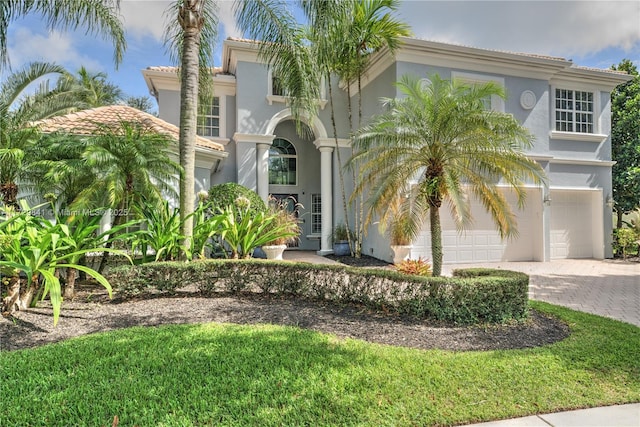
(233, 133, 275, 145)
(313, 137, 350, 150)
(318, 146, 334, 153)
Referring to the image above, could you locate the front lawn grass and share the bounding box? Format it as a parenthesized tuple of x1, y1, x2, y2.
(1, 301, 638, 426)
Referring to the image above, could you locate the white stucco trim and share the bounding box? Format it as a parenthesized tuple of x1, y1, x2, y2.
(265, 109, 328, 139)
(549, 157, 615, 167)
(233, 133, 276, 144)
(313, 137, 351, 149)
(549, 131, 607, 143)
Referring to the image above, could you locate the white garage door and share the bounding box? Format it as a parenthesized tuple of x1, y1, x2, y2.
(412, 188, 542, 264)
(550, 190, 599, 259)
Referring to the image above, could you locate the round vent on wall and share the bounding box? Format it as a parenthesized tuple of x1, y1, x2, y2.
(520, 90, 537, 110)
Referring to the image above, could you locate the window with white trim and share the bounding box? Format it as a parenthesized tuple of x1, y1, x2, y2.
(197, 97, 219, 137)
(555, 89, 594, 133)
(269, 138, 297, 185)
(311, 194, 321, 234)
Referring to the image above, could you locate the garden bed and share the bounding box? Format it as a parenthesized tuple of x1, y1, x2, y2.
(1, 282, 568, 352)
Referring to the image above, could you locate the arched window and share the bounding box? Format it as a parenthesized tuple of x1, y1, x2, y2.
(269, 138, 297, 185)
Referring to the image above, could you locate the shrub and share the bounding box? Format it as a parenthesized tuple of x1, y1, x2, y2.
(612, 228, 639, 259)
(208, 183, 266, 217)
(108, 261, 529, 325)
(395, 257, 432, 276)
(263, 196, 301, 246)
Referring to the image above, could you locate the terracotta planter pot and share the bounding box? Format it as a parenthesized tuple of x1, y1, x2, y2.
(262, 244, 288, 260)
(391, 245, 412, 264)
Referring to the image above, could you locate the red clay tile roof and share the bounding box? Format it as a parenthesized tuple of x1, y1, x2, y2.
(32, 105, 224, 152)
(146, 65, 225, 75)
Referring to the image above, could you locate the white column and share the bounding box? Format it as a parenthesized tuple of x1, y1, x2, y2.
(318, 146, 334, 255)
(256, 143, 271, 203)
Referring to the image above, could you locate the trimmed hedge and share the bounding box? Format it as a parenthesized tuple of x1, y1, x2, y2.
(107, 261, 529, 325)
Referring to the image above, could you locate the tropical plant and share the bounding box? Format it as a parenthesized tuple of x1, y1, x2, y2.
(163, 0, 218, 258)
(332, 223, 353, 243)
(0, 201, 128, 324)
(394, 257, 432, 277)
(26, 133, 95, 209)
(611, 59, 640, 228)
(351, 74, 546, 276)
(385, 194, 415, 246)
(235, 1, 410, 257)
(124, 95, 156, 114)
(212, 197, 299, 259)
(69, 120, 182, 271)
(132, 199, 185, 263)
(0, 0, 126, 70)
(56, 66, 123, 107)
(263, 196, 301, 246)
(0, 62, 77, 207)
(328, 0, 411, 257)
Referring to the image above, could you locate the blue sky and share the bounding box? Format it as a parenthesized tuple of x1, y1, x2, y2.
(5, 0, 640, 109)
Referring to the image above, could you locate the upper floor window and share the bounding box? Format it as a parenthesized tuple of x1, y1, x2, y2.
(197, 96, 219, 137)
(272, 75, 287, 97)
(451, 71, 505, 112)
(269, 138, 297, 185)
(555, 89, 594, 133)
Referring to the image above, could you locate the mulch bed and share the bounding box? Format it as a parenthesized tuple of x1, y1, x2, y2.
(1, 279, 570, 353)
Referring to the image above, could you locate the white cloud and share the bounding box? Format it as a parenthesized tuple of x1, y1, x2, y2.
(118, 0, 241, 42)
(7, 26, 104, 72)
(119, 0, 172, 41)
(399, 0, 640, 58)
(218, 0, 243, 39)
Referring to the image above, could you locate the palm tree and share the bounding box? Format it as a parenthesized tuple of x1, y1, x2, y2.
(57, 66, 123, 107)
(234, 0, 336, 129)
(351, 74, 546, 276)
(235, 1, 410, 256)
(0, 62, 79, 207)
(0, 0, 126, 70)
(163, 0, 218, 259)
(328, 0, 410, 256)
(67, 120, 181, 272)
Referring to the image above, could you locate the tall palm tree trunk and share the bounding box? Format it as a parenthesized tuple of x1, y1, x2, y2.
(327, 74, 353, 254)
(178, 1, 203, 258)
(430, 206, 443, 277)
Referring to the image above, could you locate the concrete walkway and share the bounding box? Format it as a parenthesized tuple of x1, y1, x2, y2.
(284, 252, 640, 426)
(465, 403, 640, 427)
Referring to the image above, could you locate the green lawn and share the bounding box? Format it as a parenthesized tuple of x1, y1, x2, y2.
(1, 301, 638, 426)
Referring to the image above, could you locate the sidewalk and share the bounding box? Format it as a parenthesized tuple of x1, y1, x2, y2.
(464, 403, 640, 426)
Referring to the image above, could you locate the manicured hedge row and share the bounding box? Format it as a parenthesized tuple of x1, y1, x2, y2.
(107, 260, 529, 325)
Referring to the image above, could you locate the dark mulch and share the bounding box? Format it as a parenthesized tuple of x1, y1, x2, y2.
(1, 281, 570, 353)
(325, 254, 393, 268)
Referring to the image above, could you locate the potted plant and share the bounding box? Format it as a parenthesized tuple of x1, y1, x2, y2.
(389, 214, 413, 264)
(332, 223, 352, 256)
(261, 197, 301, 260)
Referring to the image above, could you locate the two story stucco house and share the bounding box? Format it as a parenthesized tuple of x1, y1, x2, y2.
(142, 37, 631, 263)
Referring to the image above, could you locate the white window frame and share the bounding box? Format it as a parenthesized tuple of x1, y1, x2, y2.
(268, 138, 298, 186)
(451, 71, 505, 112)
(197, 96, 220, 138)
(266, 69, 327, 109)
(311, 194, 322, 235)
(549, 83, 606, 142)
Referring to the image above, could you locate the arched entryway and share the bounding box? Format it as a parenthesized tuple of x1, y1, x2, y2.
(268, 120, 321, 250)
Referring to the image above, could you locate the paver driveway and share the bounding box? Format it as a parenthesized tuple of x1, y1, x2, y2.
(442, 259, 640, 327)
